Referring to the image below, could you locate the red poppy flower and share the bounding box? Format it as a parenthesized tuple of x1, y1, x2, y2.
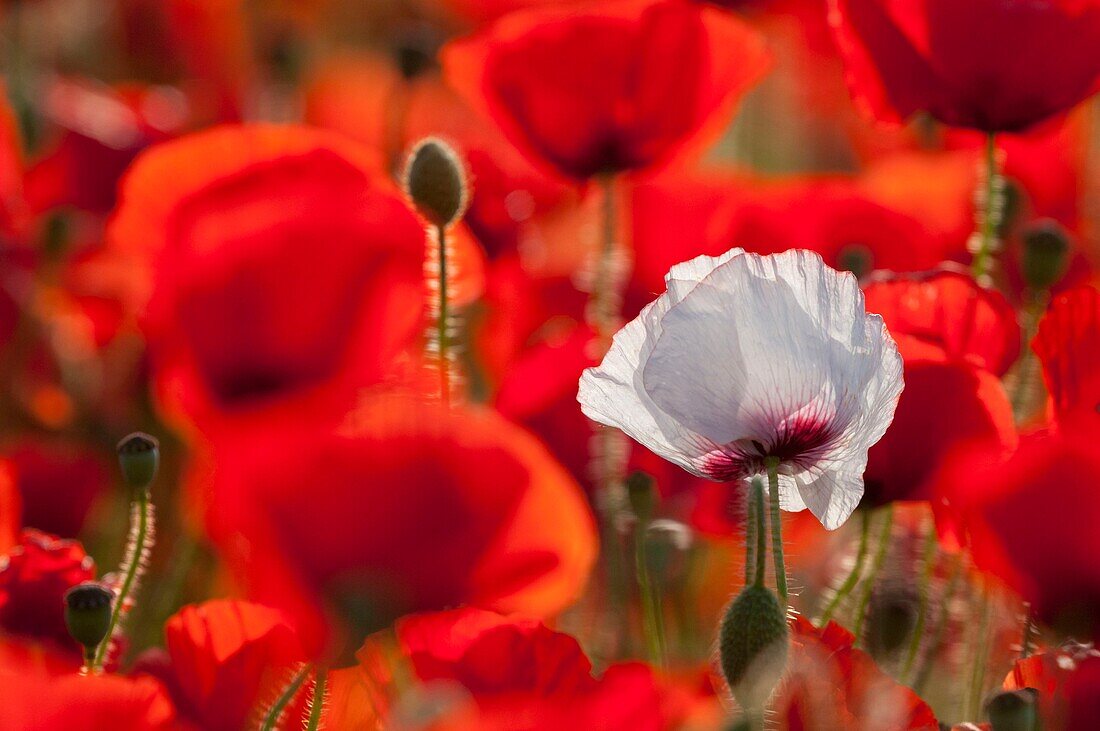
(107, 125, 483, 436)
(829, 0, 1100, 132)
(24, 79, 189, 215)
(1004, 644, 1100, 729)
(0, 460, 18, 553)
(859, 270, 1018, 506)
(358, 607, 680, 730)
(935, 428, 1100, 638)
(772, 617, 939, 730)
(305, 53, 573, 259)
(0, 656, 178, 730)
(443, 0, 770, 181)
(0, 529, 95, 651)
(4, 439, 110, 538)
(1033, 285, 1100, 429)
(207, 394, 597, 657)
(160, 600, 306, 731)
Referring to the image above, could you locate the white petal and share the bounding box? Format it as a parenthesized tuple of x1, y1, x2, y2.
(794, 468, 865, 530)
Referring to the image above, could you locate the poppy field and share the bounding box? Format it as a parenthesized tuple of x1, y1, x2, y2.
(2, 0, 1100, 729)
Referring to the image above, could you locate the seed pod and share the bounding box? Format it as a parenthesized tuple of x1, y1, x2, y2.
(718, 584, 789, 710)
(1021, 220, 1070, 292)
(117, 432, 160, 490)
(64, 582, 114, 655)
(403, 138, 468, 228)
(986, 688, 1040, 731)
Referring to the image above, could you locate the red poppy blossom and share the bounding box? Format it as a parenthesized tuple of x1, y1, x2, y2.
(772, 617, 939, 730)
(0, 529, 95, 650)
(829, 0, 1100, 132)
(358, 607, 681, 730)
(107, 125, 483, 436)
(443, 0, 771, 181)
(0, 460, 18, 553)
(935, 428, 1100, 638)
(0, 656, 178, 730)
(157, 600, 306, 730)
(4, 439, 110, 538)
(1033, 285, 1100, 429)
(208, 394, 597, 657)
(1004, 644, 1100, 729)
(854, 271, 1019, 506)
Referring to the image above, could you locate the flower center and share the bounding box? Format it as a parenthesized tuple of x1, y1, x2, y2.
(702, 413, 840, 482)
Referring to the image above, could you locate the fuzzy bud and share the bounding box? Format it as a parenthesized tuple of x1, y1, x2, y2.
(986, 688, 1040, 731)
(403, 138, 468, 228)
(116, 432, 159, 491)
(64, 582, 114, 655)
(1021, 220, 1070, 292)
(719, 584, 790, 710)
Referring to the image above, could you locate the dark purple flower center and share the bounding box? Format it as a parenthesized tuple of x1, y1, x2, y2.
(702, 413, 840, 481)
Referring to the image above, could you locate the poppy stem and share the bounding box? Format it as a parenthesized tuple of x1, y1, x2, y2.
(902, 521, 939, 683)
(744, 481, 756, 586)
(305, 666, 328, 731)
(965, 585, 993, 721)
(436, 223, 451, 407)
(853, 504, 893, 641)
(634, 513, 667, 668)
(259, 663, 311, 731)
(817, 509, 871, 625)
(91, 488, 155, 672)
(969, 132, 1004, 286)
(764, 458, 787, 604)
(914, 552, 963, 694)
(751, 476, 766, 588)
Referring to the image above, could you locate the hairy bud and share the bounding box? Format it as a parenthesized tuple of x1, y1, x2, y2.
(1021, 219, 1070, 292)
(719, 584, 789, 710)
(403, 138, 468, 228)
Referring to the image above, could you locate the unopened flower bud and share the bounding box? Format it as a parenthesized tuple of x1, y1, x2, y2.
(1021, 220, 1070, 292)
(403, 138, 468, 228)
(865, 582, 919, 659)
(986, 688, 1040, 731)
(116, 432, 159, 490)
(626, 471, 656, 523)
(64, 582, 114, 656)
(719, 584, 789, 710)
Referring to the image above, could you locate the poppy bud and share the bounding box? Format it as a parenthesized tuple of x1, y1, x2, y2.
(985, 688, 1040, 731)
(1021, 220, 1070, 292)
(626, 470, 656, 523)
(837, 243, 873, 280)
(64, 581, 114, 659)
(865, 582, 918, 659)
(643, 519, 693, 587)
(719, 584, 789, 710)
(116, 432, 159, 491)
(403, 138, 468, 228)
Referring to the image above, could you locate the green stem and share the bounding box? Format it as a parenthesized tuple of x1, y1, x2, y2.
(966, 587, 993, 721)
(591, 174, 618, 341)
(634, 519, 667, 668)
(902, 525, 939, 683)
(751, 477, 766, 588)
(818, 509, 871, 625)
(853, 505, 893, 641)
(436, 223, 450, 407)
(915, 553, 963, 694)
(259, 664, 311, 731)
(764, 458, 787, 604)
(744, 481, 756, 586)
(970, 132, 1002, 285)
(92, 489, 151, 671)
(305, 667, 328, 731)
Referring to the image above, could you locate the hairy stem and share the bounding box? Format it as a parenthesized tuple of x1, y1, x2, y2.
(765, 458, 787, 604)
(634, 518, 667, 668)
(970, 132, 1003, 286)
(853, 505, 893, 641)
(258, 663, 311, 731)
(818, 509, 871, 625)
(966, 586, 993, 721)
(751, 477, 766, 588)
(305, 667, 328, 731)
(92, 490, 154, 671)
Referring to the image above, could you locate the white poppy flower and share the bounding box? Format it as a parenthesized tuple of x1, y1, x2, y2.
(577, 248, 904, 530)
